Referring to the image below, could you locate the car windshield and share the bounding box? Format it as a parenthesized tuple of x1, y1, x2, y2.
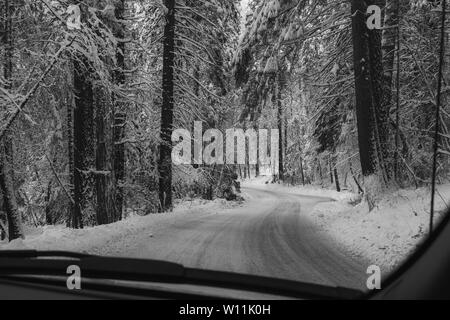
(0, 0, 449, 296)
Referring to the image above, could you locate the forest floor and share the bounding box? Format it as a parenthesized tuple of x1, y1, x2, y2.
(1, 178, 449, 289)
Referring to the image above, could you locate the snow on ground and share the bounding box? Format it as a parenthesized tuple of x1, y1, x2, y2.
(2, 175, 450, 280)
(0, 198, 242, 252)
(310, 185, 450, 274)
(244, 177, 450, 274)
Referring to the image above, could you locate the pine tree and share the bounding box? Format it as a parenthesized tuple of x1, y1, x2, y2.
(351, 0, 378, 177)
(0, 0, 24, 241)
(95, 84, 114, 225)
(113, 0, 127, 221)
(158, 0, 176, 212)
(70, 54, 94, 229)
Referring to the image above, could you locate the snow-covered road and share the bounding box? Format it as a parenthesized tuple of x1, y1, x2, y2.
(91, 186, 369, 290)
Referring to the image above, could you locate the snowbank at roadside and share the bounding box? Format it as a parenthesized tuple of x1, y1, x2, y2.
(0, 198, 239, 253)
(307, 184, 450, 273)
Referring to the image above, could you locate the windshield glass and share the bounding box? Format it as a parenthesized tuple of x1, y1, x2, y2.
(0, 0, 449, 295)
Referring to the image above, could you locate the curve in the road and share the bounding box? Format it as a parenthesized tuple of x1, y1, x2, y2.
(96, 186, 370, 290)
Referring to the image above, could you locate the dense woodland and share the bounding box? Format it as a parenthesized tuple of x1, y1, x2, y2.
(0, 0, 449, 241)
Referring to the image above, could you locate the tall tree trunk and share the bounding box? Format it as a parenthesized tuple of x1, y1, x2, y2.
(381, 0, 399, 116)
(95, 86, 114, 225)
(0, 146, 23, 240)
(300, 156, 305, 186)
(334, 168, 341, 192)
(44, 152, 56, 225)
(284, 114, 288, 165)
(255, 159, 260, 177)
(158, 0, 176, 212)
(351, 0, 378, 177)
(67, 80, 75, 226)
(368, 0, 389, 181)
(113, 0, 126, 221)
(381, 0, 404, 179)
(277, 74, 284, 181)
(317, 159, 323, 183)
(0, 0, 24, 241)
(255, 125, 260, 177)
(394, 0, 403, 181)
(329, 158, 334, 184)
(443, 2, 450, 171)
(45, 181, 53, 225)
(70, 56, 94, 229)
